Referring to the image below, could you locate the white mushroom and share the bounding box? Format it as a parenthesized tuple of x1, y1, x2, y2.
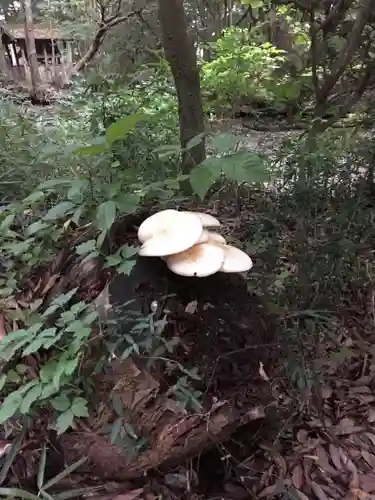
(197, 229, 227, 245)
(138, 209, 178, 244)
(218, 244, 253, 273)
(165, 242, 225, 277)
(138, 210, 203, 257)
(182, 211, 221, 227)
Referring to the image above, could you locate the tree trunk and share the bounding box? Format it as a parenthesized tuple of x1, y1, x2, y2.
(158, 0, 205, 172)
(22, 0, 40, 96)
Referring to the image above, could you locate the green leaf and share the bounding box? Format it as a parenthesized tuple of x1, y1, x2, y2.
(220, 151, 269, 183)
(106, 114, 147, 146)
(0, 213, 15, 231)
(153, 144, 181, 159)
(55, 409, 74, 435)
(25, 220, 50, 237)
(23, 191, 45, 204)
(117, 260, 136, 275)
(51, 394, 71, 412)
(96, 200, 117, 233)
(189, 165, 219, 200)
(186, 133, 205, 150)
(72, 138, 107, 156)
(71, 397, 88, 418)
(44, 202, 76, 221)
(120, 245, 138, 259)
(0, 392, 22, 424)
(19, 384, 42, 414)
(210, 133, 243, 154)
(76, 239, 97, 255)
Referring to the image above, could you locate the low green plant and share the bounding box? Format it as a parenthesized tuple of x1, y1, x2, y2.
(0, 113, 270, 463)
(201, 27, 301, 111)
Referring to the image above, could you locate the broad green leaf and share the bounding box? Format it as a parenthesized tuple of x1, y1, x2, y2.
(71, 397, 88, 418)
(51, 394, 71, 412)
(0, 213, 15, 231)
(117, 260, 136, 275)
(120, 245, 138, 259)
(72, 138, 107, 156)
(76, 239, 97, 255)
(96, 201, 116, 233)
(44, 202, 76, 221)
(153, 144, 181, 159)
(189, 165, 219, 200)
(186, 133, 205, 150)
(23, 191, 45, 204)
(220, 151, 269, 183)
(0, 392, 22, 424)
(210, 133, 244, 154)
(25, 220, 50, 237)
(55, 409, 74, 435)
(19, 384, 42, 413)
(106, 114, 147, 146)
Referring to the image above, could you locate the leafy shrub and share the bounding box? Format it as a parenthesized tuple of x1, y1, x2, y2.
(201, 27, 308, 112)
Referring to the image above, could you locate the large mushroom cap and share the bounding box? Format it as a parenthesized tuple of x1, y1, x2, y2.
(183, 211, 221, 227)
(138, 209, 179, 244)
(198, 229, 227, 245)
(219, 244, 253, 273)
(165, 242, 225, 277)
(138, 210, 203, 257)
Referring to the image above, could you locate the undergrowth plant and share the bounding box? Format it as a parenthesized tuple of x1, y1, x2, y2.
(0, 110, 270, 462)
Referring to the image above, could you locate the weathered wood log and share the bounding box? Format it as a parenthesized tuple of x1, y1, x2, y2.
(60, 356, 270, 480)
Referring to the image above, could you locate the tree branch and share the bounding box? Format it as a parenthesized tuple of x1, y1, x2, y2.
(317, 0, 373, 105)
(73, 9, 140, 72)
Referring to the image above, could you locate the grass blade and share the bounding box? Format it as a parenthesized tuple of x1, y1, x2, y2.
(42, 457, 87, 491)
(0, 430, 25, 486)
(0, 487, 41, 500)
(37, 442, 47, 490)
(55, 486, 104, 500)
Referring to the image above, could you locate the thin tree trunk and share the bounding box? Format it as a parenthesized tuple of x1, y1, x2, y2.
(158, 0, 205, 172)
(22, 0, 40, 94)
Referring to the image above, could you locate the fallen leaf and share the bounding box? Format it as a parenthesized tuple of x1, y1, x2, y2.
(311, 481, 330, 500)
(329, 444, 343, 470)
(0, 314, 5, 340)
(40, 273, 61, 296)
(259, 361, 270, 382)
(0, 440, 11, 459)
(351, 488, 372, 499)
(291, 465, 304, 489)
(112, 489, 144, 500)
(362, 451, 375, 469)
(184, 300, 198, 314)
(316, 445, 339, 476)
(293, 488, 310, 500)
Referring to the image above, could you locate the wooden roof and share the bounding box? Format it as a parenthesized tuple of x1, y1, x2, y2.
(5, 23, 69, 40)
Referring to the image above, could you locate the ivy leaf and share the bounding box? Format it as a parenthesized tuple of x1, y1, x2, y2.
(55, 409, 75, 435)
(71, 397, 89, 418)
(106, 114, 147, 146)
(96, 201, 117, 233)
(44, 202, 76, 221)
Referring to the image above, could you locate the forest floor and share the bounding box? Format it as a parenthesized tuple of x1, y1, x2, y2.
(6, 193, 375, 500)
